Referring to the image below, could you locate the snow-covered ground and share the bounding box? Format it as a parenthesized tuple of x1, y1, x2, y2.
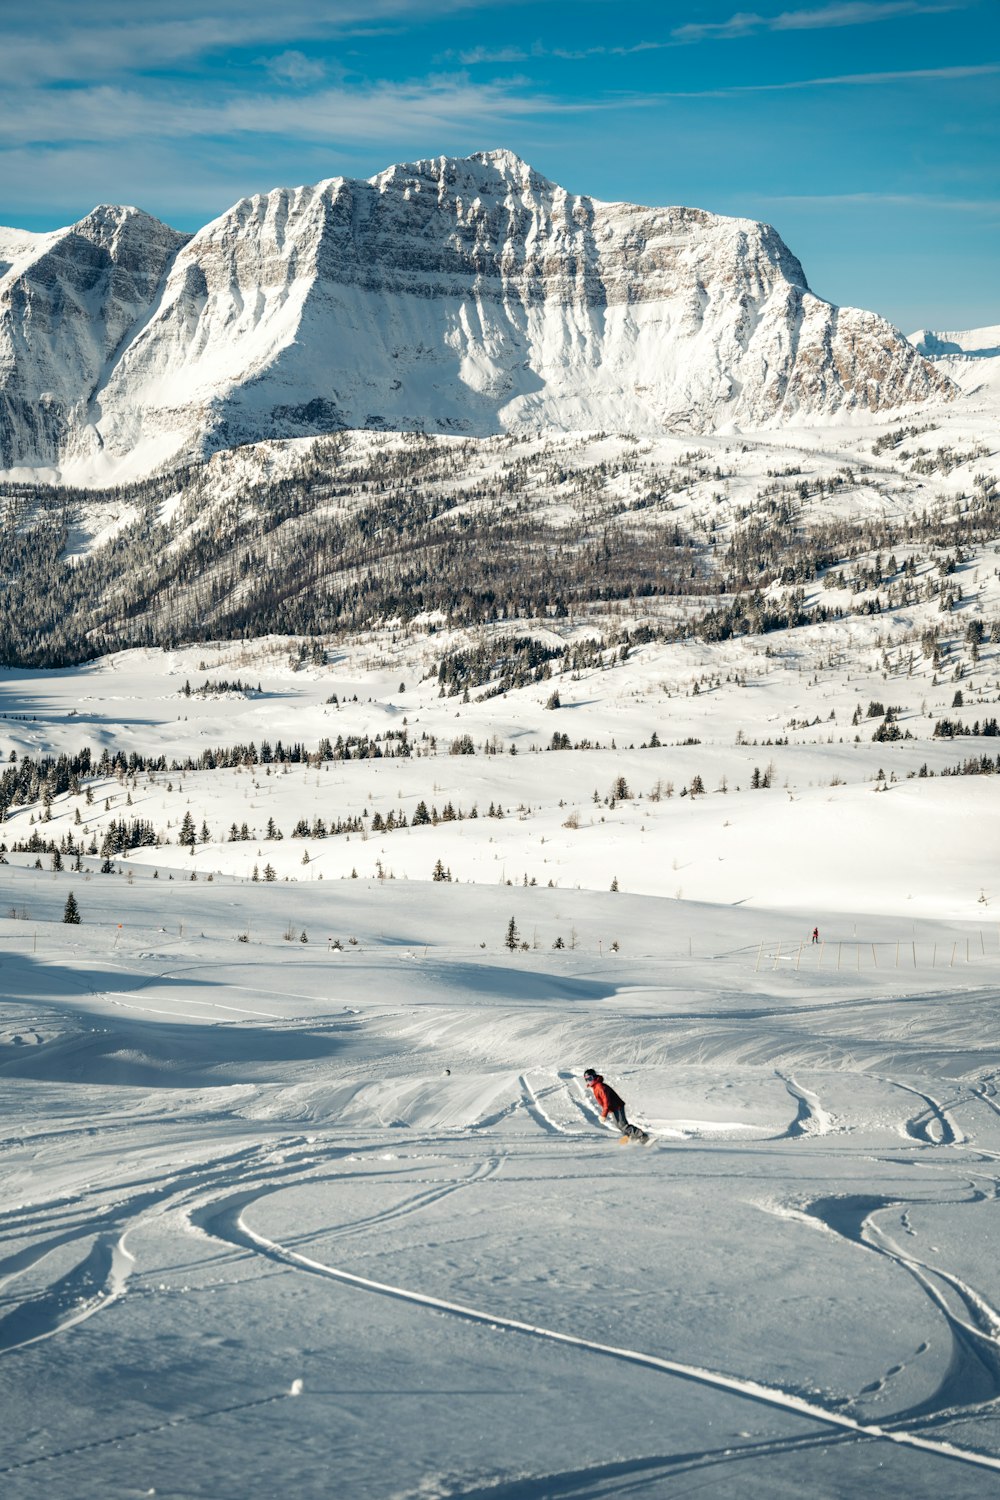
(2, 873, 1000, 1497)
(3, 599, 1000, 1496)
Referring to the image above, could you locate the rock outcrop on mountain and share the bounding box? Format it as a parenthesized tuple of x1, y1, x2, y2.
(0, 151, 954, 479)
(0, 207, 189, 471)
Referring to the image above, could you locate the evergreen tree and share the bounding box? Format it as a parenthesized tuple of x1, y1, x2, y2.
(62, 891, 81, 924)
(179, 810, 196, 847)
(505, 916, 520, 951)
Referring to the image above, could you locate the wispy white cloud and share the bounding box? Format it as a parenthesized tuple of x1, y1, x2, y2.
(724, 61, 999, 89)
(552, 40, 671, 60)
(264, 51, 327, 87)
(453, 45, 535, 65)
(673, 1, 963, 43)
(0, 57, 990, 156)
(0, 75, 584, 151)
(759, 190, 1000, 209)
(651, 61, 999, 95)
(446, 38, 673, 65)
(0, 1, 520, 86)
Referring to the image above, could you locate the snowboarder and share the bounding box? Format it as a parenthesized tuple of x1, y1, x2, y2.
(811, 927, 820, 944)
(583, 1068, 649, 1144)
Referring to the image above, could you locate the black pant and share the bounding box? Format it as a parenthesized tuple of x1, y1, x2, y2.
(611, 1107, 645, 1140)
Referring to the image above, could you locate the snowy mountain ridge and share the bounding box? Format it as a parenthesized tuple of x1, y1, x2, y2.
(0, 151, 953, 482)
(909, 322, 1000, 400)
(910, 324, 1000, 359)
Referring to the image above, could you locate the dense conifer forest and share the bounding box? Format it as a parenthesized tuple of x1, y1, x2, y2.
(1, 431, 997, 666)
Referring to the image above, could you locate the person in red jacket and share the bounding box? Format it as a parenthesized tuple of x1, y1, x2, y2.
(583, 1068, 649, 1144)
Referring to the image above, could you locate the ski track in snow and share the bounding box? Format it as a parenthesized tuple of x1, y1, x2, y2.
(518, 1069, 586, 1135)
(0, 1386, 301, 1480)
(0, 1131, 504, 1359)
(187, 1177, 1000, 1478)
(5, 1091, 1000, 1479)
(776, 1072, 833, 1137)
(0, 1137, 325, 1356)
(878, 1074, 967, 1147)
(804, 1188, 1000, 1423)
(971, 1074, 1000, 1121)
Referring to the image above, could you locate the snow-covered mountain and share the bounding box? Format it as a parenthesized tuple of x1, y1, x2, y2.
(910, 324, 1000, 358)
(0, 151, 953, 479)
(0, 206, 189, 474)
(909, 323, 1000, 399)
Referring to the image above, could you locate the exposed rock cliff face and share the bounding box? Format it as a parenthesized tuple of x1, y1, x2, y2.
(0, 206, 189, 469)
(0, 152, 953, 478)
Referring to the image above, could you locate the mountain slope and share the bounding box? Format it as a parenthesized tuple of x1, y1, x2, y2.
(1, 152, 953, 480)
(0, 206, 189, 470)
(910, 324, 1000, 399)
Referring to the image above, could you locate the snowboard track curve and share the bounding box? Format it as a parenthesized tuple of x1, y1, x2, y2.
(192, 1179, 1000, 1478)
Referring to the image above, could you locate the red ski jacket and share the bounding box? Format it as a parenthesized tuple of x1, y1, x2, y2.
(587, 1075, 624, 1117)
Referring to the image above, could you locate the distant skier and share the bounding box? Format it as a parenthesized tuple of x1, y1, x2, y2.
(583, 1068, 649, 1144)
(811, 927, 820, 945)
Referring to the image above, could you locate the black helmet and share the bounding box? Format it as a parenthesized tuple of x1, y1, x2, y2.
(583, 1068, 598, 1082)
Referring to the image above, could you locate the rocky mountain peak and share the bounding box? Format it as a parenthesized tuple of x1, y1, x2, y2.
(0, 152, 955, 482)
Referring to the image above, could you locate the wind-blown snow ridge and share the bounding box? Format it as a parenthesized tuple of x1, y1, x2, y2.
(0, 152, 952, 481)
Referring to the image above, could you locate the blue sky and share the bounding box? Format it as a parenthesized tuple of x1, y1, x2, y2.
(1, 0, 996, 330)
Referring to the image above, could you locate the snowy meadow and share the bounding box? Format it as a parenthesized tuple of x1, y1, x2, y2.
(3, 553, 1000, 1500)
